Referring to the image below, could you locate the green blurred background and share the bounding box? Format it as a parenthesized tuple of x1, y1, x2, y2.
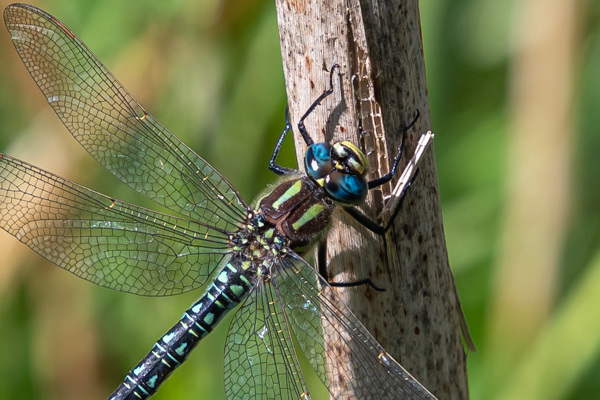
(0, 0, 598, 399)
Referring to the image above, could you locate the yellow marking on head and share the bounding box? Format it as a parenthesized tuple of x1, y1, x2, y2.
(338, 141, 369, 173)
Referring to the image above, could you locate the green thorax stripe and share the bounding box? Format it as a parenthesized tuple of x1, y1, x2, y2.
(272, 179, 303, 209)
(291, 203, 326, 231)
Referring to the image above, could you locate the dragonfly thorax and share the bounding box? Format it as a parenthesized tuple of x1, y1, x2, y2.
(229, 213, 288, 266)
(304, 141, 368, 206)
(254, 176, 334, 254)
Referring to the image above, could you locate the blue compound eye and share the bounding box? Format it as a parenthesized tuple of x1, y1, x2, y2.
(324, 170, 368, 205)
(304, 143, 333, 180)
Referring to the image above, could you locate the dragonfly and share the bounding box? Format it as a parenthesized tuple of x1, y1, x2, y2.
(1, 3, 436, 400)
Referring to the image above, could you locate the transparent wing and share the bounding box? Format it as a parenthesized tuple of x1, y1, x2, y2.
(277, 254, 438, 400)
(4, 4, 247, 231)
(223, 277, 310, 400)
(0, 153, 233, 296)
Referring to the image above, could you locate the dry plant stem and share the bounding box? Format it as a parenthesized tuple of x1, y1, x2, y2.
(275, 0, 471, 399)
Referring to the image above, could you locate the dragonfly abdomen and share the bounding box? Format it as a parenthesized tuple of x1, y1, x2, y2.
(108, 259, 257, 400)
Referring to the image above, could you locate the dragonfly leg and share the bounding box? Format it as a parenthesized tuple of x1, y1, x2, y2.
(328, 279, 386, 292)
(269, 107, 296, 175)
(343, 169, 419, 236)
(318, 238, 385, 291)
(340, 111, 420, 235)
(269, 65, 340, 175)
(297, 64, 340, 146)
(367, 110, 420, 189)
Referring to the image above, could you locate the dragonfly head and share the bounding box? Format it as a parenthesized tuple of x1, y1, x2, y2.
(304, 141, 368, 206)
